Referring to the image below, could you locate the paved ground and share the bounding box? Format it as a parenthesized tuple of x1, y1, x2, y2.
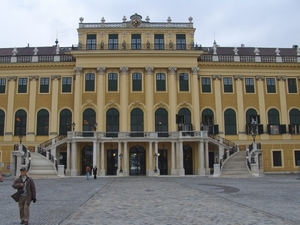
(0, 174, 300, 225)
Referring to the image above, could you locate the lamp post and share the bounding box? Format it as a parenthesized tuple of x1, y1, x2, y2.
(72, 122, 76, 131)
(119, 153, 123, 173)
(154, 152, 158, 173)
(19, 135, 23, 144)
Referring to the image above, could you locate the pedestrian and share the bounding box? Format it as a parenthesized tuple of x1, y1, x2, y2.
(86, 165, 91, 180)
(93, 166, 97, 179)
(12, 167, 37, 225)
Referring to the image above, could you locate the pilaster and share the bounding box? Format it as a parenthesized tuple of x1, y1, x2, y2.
(96, 67, 106, 131)
(145, 67, 154, 131)
(120, 67, 129, 132)
(191, 67, 200, 130)
(49, 75, 61, 137)
(212, 75, 223, 134)
(168, 67, 177, 132)
(73, 67, 83, 131)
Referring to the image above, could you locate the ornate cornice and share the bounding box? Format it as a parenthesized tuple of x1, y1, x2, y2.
(191, 67, 199, 75)
(51, 75, 61, 80)
(277, 75, 286, 81)
(255, 75, 265, 80)
(212, 75, 221, 80)
(234, 75, 244, 80)
(168, 67, 177, 75)
(29, 75, 39, 81)
(119, 67, 129, 75)
(97, 67, 106, 75)
(145, 67, 154, 75)
(198, 62, 300, 69)
(7, 76, 17, 81)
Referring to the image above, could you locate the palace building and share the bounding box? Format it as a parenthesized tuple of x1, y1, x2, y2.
(0, 13, 300, 177)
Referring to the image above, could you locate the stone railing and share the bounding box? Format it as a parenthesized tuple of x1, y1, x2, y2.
(0, 54, 75, 64)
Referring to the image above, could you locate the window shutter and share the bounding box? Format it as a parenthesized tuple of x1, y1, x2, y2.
(267, 125, 271, 134)
(246, 124, 250, 134)
(258, 124, 263, 134)
(288, 124, 292, 134)
(213, 125, 219, 135)
(280, 124, 286, 134)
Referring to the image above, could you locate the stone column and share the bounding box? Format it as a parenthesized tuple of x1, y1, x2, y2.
(170, 141, 177, 175)
(100, 142, 105, 176)
(123, 141, 128, 176)
(205, 141, 210, 175)
(197, 140, 205, 175)
(191, 67, 200, 130)
(234, 75, 246, 139)
(168, 67, 177, 132)
(50, 75, 61, 137)
(145, 67, 154, 131)
(120, 67, 129, 132)
(74, 67, 83, 131)
(212, 75, 223, 134)
(256, 76, 267, 137)
(27, 76, 39, 141)
(93, 141, 97, 167)
(97, 67, 106, 130)
(177, 141, 185, 176)
(154, 141, 159, 175)
(71, 141, 78, 176)
(65, 142, 71, 175)
(4, 76, 17, 141)
(118, 142, 123, 176)
(147, 141, 154, 176)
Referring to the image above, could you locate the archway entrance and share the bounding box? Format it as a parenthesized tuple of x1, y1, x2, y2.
(183, 145, 193, 175)
(158, 149, 168, 175)
(107, 149, 118, 175)
(81, 145, 93, 175)
(129, 145, 146, 175)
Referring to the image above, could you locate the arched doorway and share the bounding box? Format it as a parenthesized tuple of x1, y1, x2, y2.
(183, 145, 193, 175)
(129, 145, 146, 175)
(81, 145, 93, 175)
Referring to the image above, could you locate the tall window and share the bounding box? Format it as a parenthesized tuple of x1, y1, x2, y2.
(106, 108, 119, 133)
(179, 73, 189, 91)
(178, 108, 192, 131)
(0, 78, 6, 93)
(15, 109, 27, 135)
(131, 108, 144, 137)
(131, 34, 141, 50)
(156, 73, 166, 91)
(224, 109, 237, 135)
(266, 78, 276, 93)
(289, 109, 300, 134)
(201, 77, 211, 93)
(202, 108, 216, 134)
(288, 78, 297, 93)
(223, 77, 233, 93)
(62, 77, 72, 93)
(108, 34, 118, 50)
(83, 108, 96, 131)
(272, 151, 282, 167)
(155, 108, 168, 137)
(40, 77, 49, 93)
(154, 34, 164, 50)
(59, 109, 72, 135)
(176, 34, 186, 50)
(268, 108, 281, 134)
(37, 109, 49, 135)
(132, 73, 142, 91)
(108, 73, 118, 91)
(245, 78, 254, 93)
(86, 34, 96, 50)
(18, 78, 27, 93)
(85, 73, 95, 91)
(0, 110, 4, 135)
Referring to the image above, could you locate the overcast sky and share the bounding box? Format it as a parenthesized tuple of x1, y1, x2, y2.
(2, 0, 299, 49)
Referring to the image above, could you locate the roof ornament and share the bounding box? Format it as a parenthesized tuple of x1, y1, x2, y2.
(122, 16, 127, 22)
(297, 46, 300, 56)
(254, 47, 260, 55)
(101, 17, 105, 23)
(12, 47, 18, 56)
(213, 40, 217, 55)
(275, 48, 280, 56)
(33, 47, 39, 55)
(79, 17, 84, 23)
(130, 13, 142, 27)
(233, 47, 239, 55)
(145, 15, 150, 22)
(188, 17, 193, 22)
(56, 44, 60, 55)
(167, 16, 172, 23)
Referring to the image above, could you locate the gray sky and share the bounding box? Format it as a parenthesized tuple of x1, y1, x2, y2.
(2, 0, 299, 48)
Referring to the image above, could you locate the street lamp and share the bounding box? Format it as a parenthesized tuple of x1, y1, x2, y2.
(19, 135, 23, 144)
(72, 122, 76, 131)
(154, 152, 158, 173)
(94, 122, 98, 131)
(119, 153, 123, 173)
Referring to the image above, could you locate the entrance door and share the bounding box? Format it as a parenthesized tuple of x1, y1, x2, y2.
(158, 149, 168, 175)
(183, 145, 193, 175)
(129, 146, 146, 175)
(81, 145, 93, 175)
(107, 150, 118, 175)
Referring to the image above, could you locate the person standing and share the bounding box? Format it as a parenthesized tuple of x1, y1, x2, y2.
(85, 165, 91, 180)
(92, 166, 97, 179)
(12, 167, 37, 225)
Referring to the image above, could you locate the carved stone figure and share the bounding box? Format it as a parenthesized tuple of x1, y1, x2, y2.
(169, 40, 173, 50)
(122, 41, 126, 50)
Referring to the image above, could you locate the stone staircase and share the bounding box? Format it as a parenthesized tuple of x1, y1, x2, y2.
(220, 151, 252, 177)
(28, 152, 58, 178)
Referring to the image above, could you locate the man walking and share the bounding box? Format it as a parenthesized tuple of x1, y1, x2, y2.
(93, 166, 97, 179)
(12, 167, 37, 225)
(85, 165, 91, 180)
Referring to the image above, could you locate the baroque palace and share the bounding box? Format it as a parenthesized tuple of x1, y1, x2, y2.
(0, 13, 300, 177)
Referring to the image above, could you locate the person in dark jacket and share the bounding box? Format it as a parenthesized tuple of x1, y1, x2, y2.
(93, 166, 97, 179)
(12, 167, 36, 225)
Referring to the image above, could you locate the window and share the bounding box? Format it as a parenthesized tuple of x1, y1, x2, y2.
(37, 109, 49, 135)
(223, 77, 233, 93)
(267, 108, 285, 134)
(245, 78, 254, 93)
(156, 73, 166, 91)
(108, 34, 118, 50)
(176, 34, 186, 50)
(82, 108, 96, 132)
(288, 78, 297, 93)
(40, 78, 49, 93)
(272, 151, 282, 167)
(62, 77, 72, 93)
(201, 109, 218, 134)
(289, 109, 300, 134)
(59, 109, 72, 135)
(86, 34, 96, 50)
(0, 78, 6, 93)
(179, 73, 189, 91)
(108, 73, 118, 91)
(295, 151, 300, 166)
(106, 108, 119, 136)
(130, 108, 144, 137)
(178, 108, 192, 131)
(154, 34, 164, 50)
(15, 109, 26, 135)
(201, 77, 211, 92)
(266, 78, 276, 93)
(224, 109, 237, 135)
(245, 109, 263, 134)
(0, 110, 4, 135)
(131, 34, 141, 50)
(155, 108, 168, 137)
(132, 73, 142, 91)
(18, 78, 27, 93)
(85, 73, 95, 91)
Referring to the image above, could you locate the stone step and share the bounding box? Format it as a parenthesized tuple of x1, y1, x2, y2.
(221, 151, 252, 177)
(28, 152, 58, 177)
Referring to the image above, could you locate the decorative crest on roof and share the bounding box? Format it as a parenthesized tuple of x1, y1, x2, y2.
(130, 13, 142, 27)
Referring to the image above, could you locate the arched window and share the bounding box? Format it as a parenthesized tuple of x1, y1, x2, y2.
(224, 109, 236, 135)
(178, 108, 192, 131)
(59, 109, 72, 135)
(130, 108, 144, 137)
(155, 108, 168, 137)
(37, 109, 49, 135)
(106, 108, 119, 137)
(0, 110, 4, 136)
(15, 109, 27, 135)
(267, 108, 282, 134)
(83, 108, 96, 131)
(289, 109, 300, 134)
(245, 108, 261, 135)
(201, 109, 216, 134)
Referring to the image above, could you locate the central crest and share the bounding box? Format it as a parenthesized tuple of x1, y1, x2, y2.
(130, 13, 142, 27)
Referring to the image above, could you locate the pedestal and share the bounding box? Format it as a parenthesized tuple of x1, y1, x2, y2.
(213, 164, 220, 177)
